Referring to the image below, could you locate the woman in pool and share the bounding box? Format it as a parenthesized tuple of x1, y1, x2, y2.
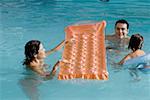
(118, 33, 145, 65)
(23, 40, 65, 76)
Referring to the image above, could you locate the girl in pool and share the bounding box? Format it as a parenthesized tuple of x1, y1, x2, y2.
(23, 40, 65, 76)
(118, 33, 145, 65)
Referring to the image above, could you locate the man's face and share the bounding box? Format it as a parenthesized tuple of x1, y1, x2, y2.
(115, 23, 128, 39)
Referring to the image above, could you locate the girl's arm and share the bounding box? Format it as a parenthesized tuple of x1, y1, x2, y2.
(118, 54, 131, 65)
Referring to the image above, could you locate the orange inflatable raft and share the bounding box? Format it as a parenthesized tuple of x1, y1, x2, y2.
(58, 20, 108, 80)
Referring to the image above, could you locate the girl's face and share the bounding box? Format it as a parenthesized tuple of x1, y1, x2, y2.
(37, 43, 46, 59)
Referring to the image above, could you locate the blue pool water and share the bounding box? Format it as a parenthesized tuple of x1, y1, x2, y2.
(0, 0, 150, 100)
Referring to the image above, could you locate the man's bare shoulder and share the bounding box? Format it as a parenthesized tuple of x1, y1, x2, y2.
(122, 36, 130, 43)
(105, 34, 116, 40)
(125, 36, 130, 40)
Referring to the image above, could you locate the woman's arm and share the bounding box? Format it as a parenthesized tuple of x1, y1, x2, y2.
(30, 60, 49, 76)
(33, 67, 48, 76)
(46, 40, 65, 56)
(50, 61, 60, 75)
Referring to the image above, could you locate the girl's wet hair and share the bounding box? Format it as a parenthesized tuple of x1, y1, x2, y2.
(128, 34, 144, 51)
(23, 40, 41, 65)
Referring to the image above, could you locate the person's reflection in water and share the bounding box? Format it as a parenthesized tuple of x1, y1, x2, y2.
(19, 68, 54, 100)
(128, 63, 150, 81)
(19, 77, 40, 100)
(128, 67, 141, 81)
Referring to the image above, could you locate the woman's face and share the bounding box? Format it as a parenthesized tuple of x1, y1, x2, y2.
(37, 43, 46, 59)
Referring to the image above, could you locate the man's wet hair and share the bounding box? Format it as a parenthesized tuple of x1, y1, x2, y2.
(115, 19, 129, 29)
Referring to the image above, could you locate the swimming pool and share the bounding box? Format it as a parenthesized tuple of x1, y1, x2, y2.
(0, 0, 150, 100)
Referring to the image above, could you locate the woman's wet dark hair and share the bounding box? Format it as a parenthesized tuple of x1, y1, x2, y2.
(128, 34, 144, 51)
(23, 40, 41, 65)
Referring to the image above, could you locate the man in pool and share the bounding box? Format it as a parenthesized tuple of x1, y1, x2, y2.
(105, 19, 130, 51)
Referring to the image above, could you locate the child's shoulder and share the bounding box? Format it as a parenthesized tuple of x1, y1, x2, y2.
(130, 50, 145, 58)
(136, 50, 145, 55)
